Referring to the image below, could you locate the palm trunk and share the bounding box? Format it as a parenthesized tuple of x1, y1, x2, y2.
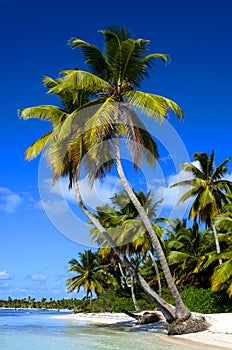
(127, 256, 140, 311)
(72, 171, 176, 322)
(212, 223, 222, 265)
(118, 262, 126, 280)
(148, 250, 162, 295)
(115, 145, 190, 320)
(129, 271, 140, 311)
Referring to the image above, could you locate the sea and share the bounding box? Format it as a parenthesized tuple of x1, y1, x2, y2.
(0, 308, 222, 350)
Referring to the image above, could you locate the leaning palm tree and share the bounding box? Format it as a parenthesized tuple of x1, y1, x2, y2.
(171, 151, 232, 264)
(19, 74, 179, 324)
(52, 27, 192, 321)
(66, 249, 117, 302)
(19, 28, 209, 332)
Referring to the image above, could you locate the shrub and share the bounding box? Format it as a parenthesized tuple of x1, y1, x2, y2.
(113, 297, 135, 312)
(180, 286, 232, 313)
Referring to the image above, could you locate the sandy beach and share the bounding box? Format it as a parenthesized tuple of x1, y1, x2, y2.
(53, 311, 232, 349)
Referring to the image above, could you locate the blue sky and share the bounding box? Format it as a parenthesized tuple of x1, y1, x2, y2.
(0, 0, 232, 301)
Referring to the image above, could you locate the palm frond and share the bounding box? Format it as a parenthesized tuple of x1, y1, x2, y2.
(25, 131, 52, 160)
(18, 105, 66, 127)
(211, 156, 232, 181)
(181, 163, 204, 179)
(50, 70, 111, 96)
(68, 38, 112, 80)
(126, 90, 183, 121)
(211, 259, 232, 291)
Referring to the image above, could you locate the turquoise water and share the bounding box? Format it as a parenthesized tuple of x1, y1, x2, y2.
(0, 309, 221, 350)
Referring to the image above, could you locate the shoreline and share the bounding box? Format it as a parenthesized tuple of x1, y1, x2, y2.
(53, 312, 232, 349)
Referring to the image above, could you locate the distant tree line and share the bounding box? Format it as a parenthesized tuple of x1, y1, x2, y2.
(0, 296, 82, 310)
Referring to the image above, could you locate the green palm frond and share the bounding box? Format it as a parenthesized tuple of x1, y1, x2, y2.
(43, 76, 62, 89)
(126, 90, 183, 121)
(193, 152, 213, 179)
(25, 131, 52, 160)
(100, 27, 127, 69)
(176, 188, 199, 204)
(211, 157, 232, 180)
(168, 251, 190, 265)
(68, 38, 112, 80)
(18, 105, 66, 127)
(181, 163, 204, 178)
(211, 259, 232, 291)
(141, 53, 169, 66)
(50, 70, 111, 96)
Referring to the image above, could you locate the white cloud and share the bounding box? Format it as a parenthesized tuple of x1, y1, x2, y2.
(41, 175, 123, 210)
(0, 270, 12, 280)
(0, 187, 22, 213)
(151, 167, 194, 219)
(28, 274, 48, 282)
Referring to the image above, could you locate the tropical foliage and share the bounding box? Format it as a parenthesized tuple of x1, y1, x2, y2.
(19, 27, 232, 332)
(66, 250, 117, 303)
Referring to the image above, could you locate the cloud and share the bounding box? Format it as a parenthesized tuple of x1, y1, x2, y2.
(41, 175, 123, 210)
(0, 187, 22, 213)
(0, 270, 12, 280)
(150, 167, 194, 219)
(27, 273, 48, 282)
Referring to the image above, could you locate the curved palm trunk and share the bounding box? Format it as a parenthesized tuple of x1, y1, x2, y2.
(72, 172, 176, 323)
(212, 223, 222, 265)
(115, 146, 190, 320)
(148, 250, 162, 295)
(129, 271, 140, 311)
(117, 262, 139, 310)
(127, 256, 140, 311)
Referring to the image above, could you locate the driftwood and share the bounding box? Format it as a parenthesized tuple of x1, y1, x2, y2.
(123, 310, 161, 325)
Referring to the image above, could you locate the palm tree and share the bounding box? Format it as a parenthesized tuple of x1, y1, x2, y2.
(91, 190, 163, 310)
(53, 27, 192, 321)
(66, 249, 117, 303)
(171, 151, 232, 264)
(19, 28, 210, 331)
(166, 221, 216, 287)
(208, 204, 232, 295)
(19, 73, 178, 323)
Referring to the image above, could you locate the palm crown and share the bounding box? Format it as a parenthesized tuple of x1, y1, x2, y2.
(172, 151, 232, 226)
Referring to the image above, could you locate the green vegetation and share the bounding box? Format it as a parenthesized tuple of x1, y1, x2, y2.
(65, 189, 232, 314)
(19, 26, 232, 333)
(0, 297, 81, 310)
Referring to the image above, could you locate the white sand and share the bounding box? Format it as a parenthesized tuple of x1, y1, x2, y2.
(173, 313, 232, 349)
(53, 312, 232, 349)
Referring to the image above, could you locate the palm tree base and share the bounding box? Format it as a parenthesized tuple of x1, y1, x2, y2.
(165, 313, 209, 335)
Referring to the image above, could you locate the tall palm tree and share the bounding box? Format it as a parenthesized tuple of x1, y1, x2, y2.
(171, 151, 232, 264)
(66, 249, 117, 302)
(19, 28, 210, 331)
(19, 73, 177, 323)
(53, 27, 191, 321)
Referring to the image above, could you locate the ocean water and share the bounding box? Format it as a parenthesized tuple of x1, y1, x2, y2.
(0, 309, 220, 350)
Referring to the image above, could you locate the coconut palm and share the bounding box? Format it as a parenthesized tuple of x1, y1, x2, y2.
(166, 221, 216, 287)
(208, 204, 232, 295)
(19, 73, 178, 324)
(91, 190, 163, 309)
(66, 249, 117, 302)
(171, 151, 232, 264)
(19, 28, 211, 331)
(53, 27, 192, 321)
